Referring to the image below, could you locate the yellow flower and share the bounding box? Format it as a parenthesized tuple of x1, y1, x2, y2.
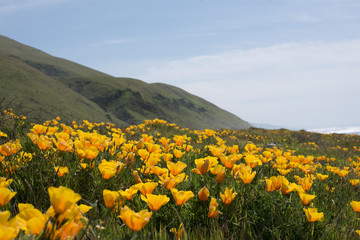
(36, 135, 53, 151)
(209, 146, 224, 157)
(149, 166, 168, 177)
(193, 158, 209, 175)
(0, 188, 16, 207)
(46, 203, 88, 237)
(332, 167, 340, 174)
(0, 178, 13, 188)
(118, 206, 152, 231)
(277, 176, 298, 195)
(145, 143, 161, 153)
(133, 170, 143, 184)
(220, 187, 237, 205)
(198, 186, 210, 202)
(0, 131, 7, 138)
(103, 189, 121, 209)
(98, 159, 124, 180)
(209, 164, 226, 184)
(326, 165, 333, 172)
(207, 197, 222, 218)
(303, 207, 324, 222)
(147, 155, 162, 166)
(337, 169, 349, 177)
(0, 140, 22, 156)
(160, 137, 171, 146)
(173, 135, 187, 146)
(75, 140, 99, 160)
(265, 176, 283, 192)
(262, 150, 273, 160)
(16, 203, 46, 235)
(138, 149, 150, 160)
(325, 185, 335, 192)
(170, 223, 184, 240)
(184, 144, 193, 152)
(192, 157, 218, 175)
(277, 168, 291, 176)
(300, 176, 313, 192)
(350, 179, 360, 186)
(158, 173, 186, 190)
(54, 166, 69, 177)
(25, 218, 45, 236)
(235, 165, 256, 184)
(118, 187, 139, 201)
(125, 152, 135, 166)
(299, 164, 315, 174)
(133, 182, 158, 196)
(316, 173, 328, 181)
(298, 193, 316, 206)
(51, 217, 85, 240)
(215, 169, 226, 184)
(30, 124, 47, 134)
(0, 211, 19, 240)
(220, 154, 242, 169)
(78, 204, 92, 214)
(227, 145, 239, 154)
(244, 154, 262, 168)
(167, 161, 187, 176)
(170, 188, 194, 206)
(53, 136, 73, 152)
(140, 194, 170, 211)
(48, 186, 81, 214)
(173, 148, 185, 158)
(351, 201, 360, 212)
(162, 153, 173, 162)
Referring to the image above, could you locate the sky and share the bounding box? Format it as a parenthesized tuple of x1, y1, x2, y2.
(1, 0, 360, 129)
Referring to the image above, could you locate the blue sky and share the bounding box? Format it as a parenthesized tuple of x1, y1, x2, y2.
(1, 0, 360, 129)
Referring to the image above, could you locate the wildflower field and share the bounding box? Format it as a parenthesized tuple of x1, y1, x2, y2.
(1, 109, 360, 239)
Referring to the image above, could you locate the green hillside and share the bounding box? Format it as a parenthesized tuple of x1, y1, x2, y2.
(0, 35, 251, 129)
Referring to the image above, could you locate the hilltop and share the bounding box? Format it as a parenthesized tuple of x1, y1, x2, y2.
(0, 35, 251, 129)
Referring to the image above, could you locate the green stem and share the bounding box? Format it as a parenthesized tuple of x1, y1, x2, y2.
(311, 222, 315, 240)
(172, 205, 187, 239)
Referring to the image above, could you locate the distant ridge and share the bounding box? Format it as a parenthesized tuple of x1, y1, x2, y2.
(0, 35, 251, 129)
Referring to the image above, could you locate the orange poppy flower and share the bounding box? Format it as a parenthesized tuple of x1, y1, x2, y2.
(167, 161, 187, 176)
(140, 194, 170, 211)
(103, 189, 121, 209)
(208, 197, 222, 218)
(351, 201, 360, 212)
(133, 182, 158, 196)
(118, 206, 152, 231)
(220, 187, 237, 205)
(170, 188, 194, 206)
(0, 188, 17, 207)
(303, 208, 324, 222)
(198, 186, 210, 201)
(299, 193, 316, 206)
(48, 186, 81, 214)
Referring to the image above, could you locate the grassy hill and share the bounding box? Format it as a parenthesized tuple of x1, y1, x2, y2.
(0, 35, 251, 129)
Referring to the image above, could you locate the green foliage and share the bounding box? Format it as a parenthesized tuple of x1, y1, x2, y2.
(1, 108, 360, 239)
(1, 34, 360, 238)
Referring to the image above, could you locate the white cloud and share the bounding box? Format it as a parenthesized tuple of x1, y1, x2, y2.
(139, 39, 360, 128)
